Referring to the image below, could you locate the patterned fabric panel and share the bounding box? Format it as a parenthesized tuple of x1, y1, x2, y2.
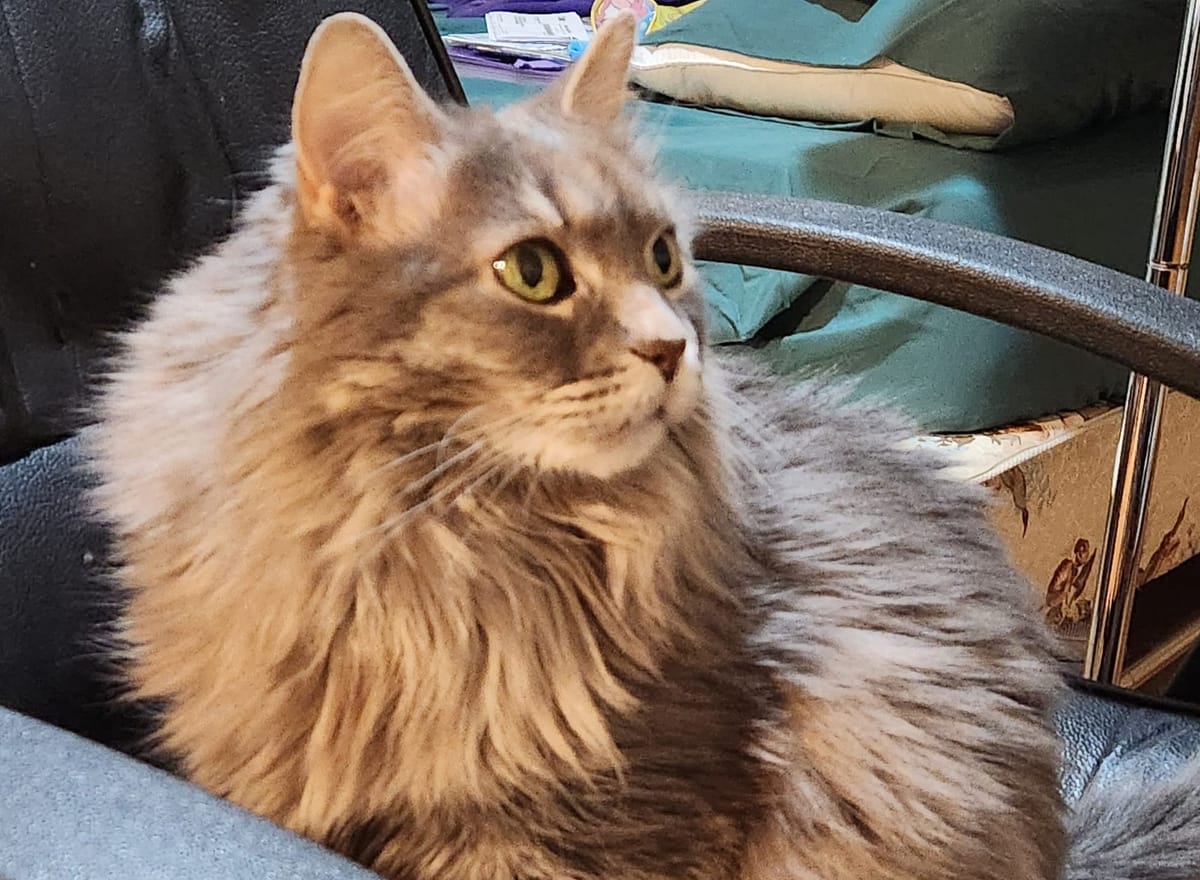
(907, 392, 1200, 647)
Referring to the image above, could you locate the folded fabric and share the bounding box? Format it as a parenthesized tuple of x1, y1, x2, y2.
(640, 0, 1183, 149)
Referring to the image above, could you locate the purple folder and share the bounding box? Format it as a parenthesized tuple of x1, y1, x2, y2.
(442, 0, 694, 15)
(446, 45, 567, 82)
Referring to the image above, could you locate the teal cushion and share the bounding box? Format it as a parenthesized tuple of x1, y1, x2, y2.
(458, 74, 1165, 431)
(644, 0, 1182, 148)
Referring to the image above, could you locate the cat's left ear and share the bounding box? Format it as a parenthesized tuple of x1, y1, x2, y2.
(292, 13, 447, 244)
(556, 12, 639, 126)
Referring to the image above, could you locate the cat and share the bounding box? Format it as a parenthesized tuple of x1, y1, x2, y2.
(89, 11, 1200, 880)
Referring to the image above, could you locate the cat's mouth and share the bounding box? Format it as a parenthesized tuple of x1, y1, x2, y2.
(601, 403, 668, 440)
(499, 364, 700, 477)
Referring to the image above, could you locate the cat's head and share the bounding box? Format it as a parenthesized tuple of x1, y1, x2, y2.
(284, 12, 706, 480)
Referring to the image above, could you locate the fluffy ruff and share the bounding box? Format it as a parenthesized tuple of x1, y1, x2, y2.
(88, 11, 1200, 880)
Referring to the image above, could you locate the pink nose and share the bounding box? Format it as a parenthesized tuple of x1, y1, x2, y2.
(631, 338, 686, 382)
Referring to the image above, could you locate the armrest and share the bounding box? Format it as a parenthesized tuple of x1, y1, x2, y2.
(694, 191, 1200, 400)
(0, 708, 378, 880)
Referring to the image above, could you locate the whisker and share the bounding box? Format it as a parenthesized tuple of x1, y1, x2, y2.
(522, 463, 543, 514)
(365, 477, 473, 546)
(482, 458, 529, 511)
(398, 440, 487, 499)
(450, 461, 507, 511)
(375, 436, 465, 474)
(354, 397, 559, 547)
(376, 452, 508, 543)
(375, 409, 521, 477)
(436, 404, 489, 465)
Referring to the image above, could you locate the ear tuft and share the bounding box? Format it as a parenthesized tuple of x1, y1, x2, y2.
(292, 13, 446, 243)
(558, 12, 639, 126)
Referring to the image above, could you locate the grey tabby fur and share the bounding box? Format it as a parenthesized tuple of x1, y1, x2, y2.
(88, 11, 1200, 880)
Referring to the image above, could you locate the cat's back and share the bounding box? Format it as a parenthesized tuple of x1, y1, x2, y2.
(719, 352, 1049, 631)
(717, 355, 1065, 880)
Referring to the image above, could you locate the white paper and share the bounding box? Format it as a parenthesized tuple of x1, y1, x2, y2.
(443, 34, 573, 61)
(485, 11, 590, 43)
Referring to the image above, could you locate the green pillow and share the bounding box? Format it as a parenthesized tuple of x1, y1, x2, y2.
(644, 0, 1182, 148)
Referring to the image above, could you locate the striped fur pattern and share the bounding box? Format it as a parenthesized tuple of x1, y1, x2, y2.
(88, 12, 1200, 880)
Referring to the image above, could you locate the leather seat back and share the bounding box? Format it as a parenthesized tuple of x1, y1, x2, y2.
(0, 0, 456, 461)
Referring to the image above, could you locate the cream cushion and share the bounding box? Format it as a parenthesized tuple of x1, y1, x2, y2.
(630, 43, 1014, 136)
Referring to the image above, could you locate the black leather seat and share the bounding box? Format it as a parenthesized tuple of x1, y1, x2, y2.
(4, 2, 1200, 878)
(4, 685, 1194, 880)
(1060, 682, 1200, 801)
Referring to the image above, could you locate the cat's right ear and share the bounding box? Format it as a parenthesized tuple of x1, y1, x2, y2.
(292, 13, 446, 245)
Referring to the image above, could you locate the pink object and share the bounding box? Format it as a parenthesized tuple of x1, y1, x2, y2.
(591, 0, 655, 31)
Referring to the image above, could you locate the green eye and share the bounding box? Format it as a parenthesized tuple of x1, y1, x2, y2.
(492, 239, 574, 303)
(646, 230, 683, 288)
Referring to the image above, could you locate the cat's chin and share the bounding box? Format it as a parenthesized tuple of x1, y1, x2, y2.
(536, 373, 701, 479)
(577, 416, 670, 479)
(505, 414, 670, 480)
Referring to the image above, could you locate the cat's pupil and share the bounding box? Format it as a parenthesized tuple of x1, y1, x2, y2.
(517, 245, 544, 288)
(653, 237, 672, 274)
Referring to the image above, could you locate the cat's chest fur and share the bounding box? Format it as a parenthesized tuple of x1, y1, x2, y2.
(334, 597, 771, 880)
(348, 495, 770, 880)
(203, 433, 775, 880)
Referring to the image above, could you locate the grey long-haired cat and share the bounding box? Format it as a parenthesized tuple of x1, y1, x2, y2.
(89, 11, 1200, 880)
